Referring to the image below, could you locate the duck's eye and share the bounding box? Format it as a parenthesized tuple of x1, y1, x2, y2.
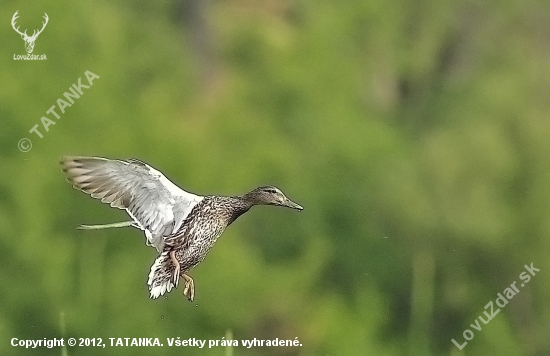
(264, 188, 277, 194)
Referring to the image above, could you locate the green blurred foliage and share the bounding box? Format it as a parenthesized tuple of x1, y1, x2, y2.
(1, 0, 550, 355)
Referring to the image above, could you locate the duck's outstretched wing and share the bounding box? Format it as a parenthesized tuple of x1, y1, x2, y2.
(60, 156, 203, 251)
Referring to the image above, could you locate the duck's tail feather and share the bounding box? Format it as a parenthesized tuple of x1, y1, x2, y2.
(147, 251, 178, 299)
(77, 221, 137, 230)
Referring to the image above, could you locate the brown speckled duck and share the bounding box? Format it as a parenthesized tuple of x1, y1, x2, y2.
(60, 156, 303, 301)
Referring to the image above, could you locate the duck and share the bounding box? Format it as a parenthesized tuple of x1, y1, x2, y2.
(60, 156, 303, 301)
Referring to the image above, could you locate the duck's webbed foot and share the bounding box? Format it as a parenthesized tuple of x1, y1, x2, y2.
(182, 274, 195, 302)
(169, 250, 180, 288)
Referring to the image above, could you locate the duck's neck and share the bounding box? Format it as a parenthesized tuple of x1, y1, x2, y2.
(227, 197, 254, 225)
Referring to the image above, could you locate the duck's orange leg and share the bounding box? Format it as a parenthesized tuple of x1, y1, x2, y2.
(182, 274, 195, 302)
(169, 250, 180, 288)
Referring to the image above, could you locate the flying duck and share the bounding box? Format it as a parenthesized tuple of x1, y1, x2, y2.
(60, 156, 303, 301)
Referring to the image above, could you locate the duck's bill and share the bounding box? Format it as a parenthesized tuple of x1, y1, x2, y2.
(283, 198, 303, 211)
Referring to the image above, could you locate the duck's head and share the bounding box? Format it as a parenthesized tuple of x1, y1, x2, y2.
(243, 186, 303, 211)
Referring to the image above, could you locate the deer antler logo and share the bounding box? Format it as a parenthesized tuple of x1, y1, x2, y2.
(11, 11, 49, 54)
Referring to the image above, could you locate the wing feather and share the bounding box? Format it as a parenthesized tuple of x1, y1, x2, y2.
(60, 156, 203, 251)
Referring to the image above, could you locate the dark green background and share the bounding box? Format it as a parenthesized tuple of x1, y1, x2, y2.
(1, 0, 549, 355)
